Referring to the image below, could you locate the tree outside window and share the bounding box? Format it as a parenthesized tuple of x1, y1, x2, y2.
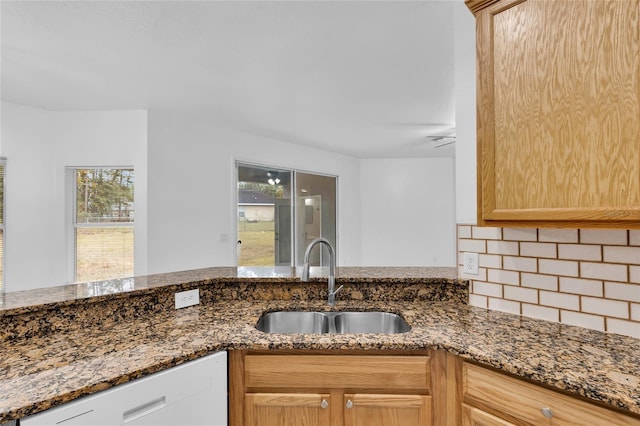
(74, 168, 134, 282)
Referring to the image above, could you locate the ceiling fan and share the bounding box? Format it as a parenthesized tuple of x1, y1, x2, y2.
(425, 127, 456, 148)
(425, 134, 456, 148)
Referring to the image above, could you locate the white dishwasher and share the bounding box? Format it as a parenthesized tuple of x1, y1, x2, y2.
(21, 351, 227, 426)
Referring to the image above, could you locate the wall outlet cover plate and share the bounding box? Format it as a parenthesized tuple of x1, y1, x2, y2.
(463, 252, 479, 275)
(175, 289, 200, 309)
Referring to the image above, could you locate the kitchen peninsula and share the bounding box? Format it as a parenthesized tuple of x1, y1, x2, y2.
(0, 267, 638, 424)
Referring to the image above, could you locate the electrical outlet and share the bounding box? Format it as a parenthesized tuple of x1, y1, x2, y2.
(175, 289, 200, 309)
(462, 252, 479, 275)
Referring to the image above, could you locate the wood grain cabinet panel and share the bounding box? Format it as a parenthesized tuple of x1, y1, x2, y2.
(231, 352, 434, 426)
(245, 355, 430, 392)
(343, 394, 432, 426)
(463, 363, 640, 426)
(245, 393, 332, 426)
(470, 0, 640, 227)
(462, 404, 517, 426)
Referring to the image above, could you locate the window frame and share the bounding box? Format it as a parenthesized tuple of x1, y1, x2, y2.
(68, 166, 135, 283)
(0, 158, 6, 292)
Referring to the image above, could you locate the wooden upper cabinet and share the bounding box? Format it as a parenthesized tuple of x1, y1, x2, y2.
(468, 0, 640, 228)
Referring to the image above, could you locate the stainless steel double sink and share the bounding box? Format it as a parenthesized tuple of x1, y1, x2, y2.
(255, 310, 411, 334)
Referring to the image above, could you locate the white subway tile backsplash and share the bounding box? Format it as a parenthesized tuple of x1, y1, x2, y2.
(503, 256, 537, 272)
(488, 269, 520, 286)
(458, 225, 472, 239)
(488, 298, 520, 315)
(472, 226, 502, 240)
(503, 228, 537, 241)
(558, 244, 602, 261)
(458, 224, 640, 337)
(581, 297, 629, 319)
(603, 246, 640, 265)
(459, 239, 486, 253)
(520, 242, 557, 259)
(540, 291, 580, 310)
(469, 293, 488, 308)
(521, 273, 558, 291)
(504, 285, 538, 303)
(522, 304, 559, 322)
(559, 277, 603, 297)
(539, 259, 579, 277)
(538, 228, 578, 243)
(487, 240, 519, 255)
(479, 254, 502, 269)
(580, 229, 627, 245)
(604, 282, 640, 303)
(561, 310, 605, 331)
(606, 318, 640, 338)
(580, 262, 627, 282)
(473, 281, 503, 298)
(632, 304, 640, 321)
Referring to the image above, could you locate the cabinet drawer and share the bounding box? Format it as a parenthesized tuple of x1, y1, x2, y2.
(463, 363, 640, 426)
(245, 355, 430, 392)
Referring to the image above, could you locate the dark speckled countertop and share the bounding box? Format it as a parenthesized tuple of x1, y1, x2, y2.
(0, 266, 639, 423)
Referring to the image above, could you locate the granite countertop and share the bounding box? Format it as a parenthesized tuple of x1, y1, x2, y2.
(0, 267, 638, 423)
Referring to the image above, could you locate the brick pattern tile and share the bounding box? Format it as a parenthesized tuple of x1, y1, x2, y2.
(457, 225, 640, 339)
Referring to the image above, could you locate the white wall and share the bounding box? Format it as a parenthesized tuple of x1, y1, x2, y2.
(1, 102, 147, 291)
(360, 158, 456, 266)
(146, 109, 362, 274)
(454, 1, 477, 225)
(1, 104, 459, 288)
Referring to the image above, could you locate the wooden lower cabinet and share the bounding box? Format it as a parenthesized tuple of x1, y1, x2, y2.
(245, 393, 332, 426)
(343, 394, 432, 426)
(231, 351, 435, 426)
(230, 351, 640, 426)
(462, 362, 640, 426)
(462, 404, 516, 426)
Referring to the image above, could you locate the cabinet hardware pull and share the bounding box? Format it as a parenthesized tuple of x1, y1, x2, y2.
(320, 399, 328, 409)
(346, 400, 353, 409)
(541, 407, 553, 418)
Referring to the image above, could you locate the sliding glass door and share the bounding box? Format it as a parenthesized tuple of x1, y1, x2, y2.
(295, 172, 337, 268)
(236, 163, 336, 267)
(236, 164, 292, 266)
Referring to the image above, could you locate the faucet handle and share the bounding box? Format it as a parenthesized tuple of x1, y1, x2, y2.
(331, 285, 344, 295)
(301, 263, 310, 281)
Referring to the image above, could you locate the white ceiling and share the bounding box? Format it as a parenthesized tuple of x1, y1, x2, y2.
(1, 1, 457, 159)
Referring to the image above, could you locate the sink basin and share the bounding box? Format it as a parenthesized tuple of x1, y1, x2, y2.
(255, 311, 330, 334)
(255, 311, 410, 334)
(334, 312, 411, 334)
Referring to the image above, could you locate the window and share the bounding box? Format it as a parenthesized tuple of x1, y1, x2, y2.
(0, 158, 5, 292)
(236, 163, 336, 267)
(72, 168, 134, 282)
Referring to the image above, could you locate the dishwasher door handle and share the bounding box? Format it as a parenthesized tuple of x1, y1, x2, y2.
(122, 396, 166, 423)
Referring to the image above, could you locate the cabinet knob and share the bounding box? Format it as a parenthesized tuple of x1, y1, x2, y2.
(346, 400, 353, 409)
(320, 399, 328, 409)
(541, 407, 553, 418)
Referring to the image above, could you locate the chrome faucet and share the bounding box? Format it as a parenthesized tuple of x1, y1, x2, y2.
(301, 237, 342, 306)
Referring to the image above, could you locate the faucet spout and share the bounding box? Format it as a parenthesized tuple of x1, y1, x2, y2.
(300, 237, 341, 306)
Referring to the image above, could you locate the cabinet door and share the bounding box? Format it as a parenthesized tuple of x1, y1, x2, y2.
(475, 0, 640, 227)
(462, 404, 517, 426)
(245, 393, 331, 426)
(343, 394, 432, 426)
(463, 363, 640, 426)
